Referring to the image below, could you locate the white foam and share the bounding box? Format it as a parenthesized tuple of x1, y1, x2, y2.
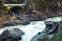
(0, 17, 61, 41)
(45, 17, 62, 22)
(0, 21, 46, 41)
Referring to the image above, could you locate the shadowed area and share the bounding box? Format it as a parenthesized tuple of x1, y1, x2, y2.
(10, 6, 22, 12)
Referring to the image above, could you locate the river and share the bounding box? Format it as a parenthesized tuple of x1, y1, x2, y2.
(0, 17, 62, 41)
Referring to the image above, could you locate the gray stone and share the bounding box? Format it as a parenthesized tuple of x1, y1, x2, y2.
(45, 21, 59, 35)
(0, 28, 25, 41)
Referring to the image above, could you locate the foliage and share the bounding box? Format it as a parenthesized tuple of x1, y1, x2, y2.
(52, 24, 62, 41)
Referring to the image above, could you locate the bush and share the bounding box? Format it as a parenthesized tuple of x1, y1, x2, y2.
(52, 24, 62, 41)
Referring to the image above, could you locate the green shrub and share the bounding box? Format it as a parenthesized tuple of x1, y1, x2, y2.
(52, 24, 62, 41)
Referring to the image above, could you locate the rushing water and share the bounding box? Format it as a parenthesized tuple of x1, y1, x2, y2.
(0, 17, 62, 41)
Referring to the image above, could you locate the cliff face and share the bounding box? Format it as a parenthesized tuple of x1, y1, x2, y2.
(24, 0, 62, 21)
(0, 0, 62, 21)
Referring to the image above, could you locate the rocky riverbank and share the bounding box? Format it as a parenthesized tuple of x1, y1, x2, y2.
(0, 1, 62, 28)
(31, 21, 62, 41)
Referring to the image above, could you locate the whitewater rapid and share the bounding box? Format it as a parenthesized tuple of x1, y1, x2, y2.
(0, 17, 62, 41)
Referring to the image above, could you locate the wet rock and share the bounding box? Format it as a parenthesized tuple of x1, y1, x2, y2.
(45, 21, 59, 35)
(31, 32, 47, 41)
(0, 28, 25, 41)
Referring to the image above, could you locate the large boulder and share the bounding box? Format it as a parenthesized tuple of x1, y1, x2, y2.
(0, 28, 25, 41)
(20, 18, 31, 25)
(16, 15, 31, 25)
(5, 18, 30, 26)
(4, 17, 31, 27)
(45, 21, 59, 35)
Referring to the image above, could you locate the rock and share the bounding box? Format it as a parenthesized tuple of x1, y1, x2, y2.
(31, 32, 47, 41)
(16, 15, 31, 25)
(0, 28, 25, 41)
(20, 18, 31, 25)
(45, 21, 59, 35)
(4, 22, 16, 27)
(4, 17, 31, 27)
(0, 24, 4, 28)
